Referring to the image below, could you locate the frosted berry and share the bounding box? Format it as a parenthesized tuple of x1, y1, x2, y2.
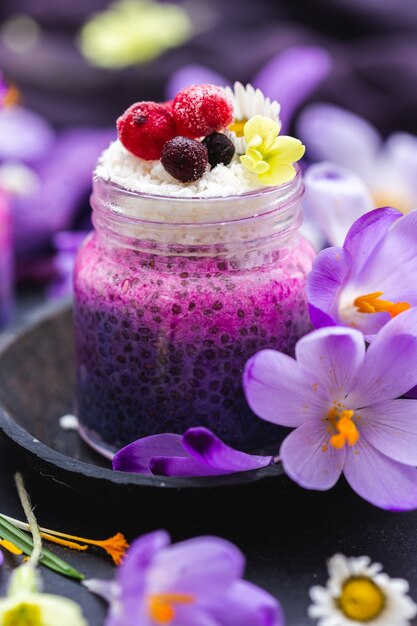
(162, 100, 174, 112)
(117, 101, 177, 160)
(173, 85, 233, 138)
(203, 132, 235, 168)
(161, 136, 208, 183)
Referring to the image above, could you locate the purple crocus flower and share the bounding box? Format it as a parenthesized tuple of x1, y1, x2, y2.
(85, 530, 283, 626)
(307, 207, 417, 338)
(299, 103, 417, 246)
(113, 427, 273, 477)
(243, 308, 417, 511)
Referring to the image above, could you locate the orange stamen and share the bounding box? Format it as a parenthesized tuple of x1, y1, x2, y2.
(38, 529, 128, 565)
(326, 406, 359, 450)
(1, 516, 129, 565)
(2, 84, 20, 107)
(354, 291, 410, 318)
(39, 532, 88, 553)
(0, 539, 23, 555)
(148, 593, 195, 624)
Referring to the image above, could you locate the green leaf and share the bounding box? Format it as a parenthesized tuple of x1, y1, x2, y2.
(0, 515, 85, 580)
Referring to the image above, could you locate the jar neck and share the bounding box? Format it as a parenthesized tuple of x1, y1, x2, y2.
(91, 173, 305, 264)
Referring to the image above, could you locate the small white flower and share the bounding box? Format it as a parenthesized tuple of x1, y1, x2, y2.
(309, 554, 417, 626)
(224, 82, 280, 154)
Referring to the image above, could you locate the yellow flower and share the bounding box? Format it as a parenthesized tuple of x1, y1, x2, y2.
(240, 115, 305, 186)
(79, 0, 192, 69)
(0, 593, 87, 626)
(0, 565, 87, 626)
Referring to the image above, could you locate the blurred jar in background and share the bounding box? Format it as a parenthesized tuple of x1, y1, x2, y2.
(0, 189, 13, 328)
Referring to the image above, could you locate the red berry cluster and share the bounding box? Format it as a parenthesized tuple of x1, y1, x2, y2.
(116, 85, 235, 182)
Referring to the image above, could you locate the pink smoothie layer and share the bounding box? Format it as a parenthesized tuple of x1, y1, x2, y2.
(74, 233, 314, 452)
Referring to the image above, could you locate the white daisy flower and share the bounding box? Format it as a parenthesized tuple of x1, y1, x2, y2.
(224, 82, 281, 154)
(309, 554, 417, 626)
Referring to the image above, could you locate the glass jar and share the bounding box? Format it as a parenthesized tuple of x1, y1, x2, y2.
(74, 171, 315, 455)
(0, 189, 13, 329)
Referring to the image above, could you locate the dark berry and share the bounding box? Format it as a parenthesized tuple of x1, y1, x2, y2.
(117, 101, 177, 160)
(161, 136, 208, 183)
(173, 84, 233, 138)
(202, 132, 235, 168)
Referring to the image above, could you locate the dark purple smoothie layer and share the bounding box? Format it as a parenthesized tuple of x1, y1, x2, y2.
(74, 233, 314, 452)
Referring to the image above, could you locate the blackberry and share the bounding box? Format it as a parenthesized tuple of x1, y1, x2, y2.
(202, 132, 235, 168)
(161, 136, 208, 183)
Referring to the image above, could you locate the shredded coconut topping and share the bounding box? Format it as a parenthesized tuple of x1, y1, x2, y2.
(95, 140, 262, 198)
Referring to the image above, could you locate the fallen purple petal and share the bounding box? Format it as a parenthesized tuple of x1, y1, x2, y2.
(113, 428, 273, 478)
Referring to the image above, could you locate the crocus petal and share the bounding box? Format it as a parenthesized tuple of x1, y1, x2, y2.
(304, 162, 374, 247)
(351, 210, 417, 302)
(172, 607, 220, 626)
(207, 580, 284, 626)
(358, 400, 417, 466)
(118, 531, 170, 598)
(343, 206, 401, 279)
(166, 65, 229, 101)
(243, 349, 324, 427)
(295, 326, 365, 400)
(113, 434, 186, 475)
(83, 579, 118, 604)
(0, 551, 3, 567)
(150, 537, 245, 598)
(280, 420, 345, 490)
(306, 246, 352, 328)
(344, 439, 417, 511)
(382, 132, 417, 202)
(150, 456, 222, 477)
(182, 427, 273, 472)
(171, 604, 219, 626)
(0, 106, 55, 162)
(297, 103, 381, 179)
(350, 308, 417, 406)
(254, 46, 332, 133)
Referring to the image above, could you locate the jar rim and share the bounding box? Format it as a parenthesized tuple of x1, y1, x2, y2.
(92, 166, 303, 228)
(94, 165, 300, 201)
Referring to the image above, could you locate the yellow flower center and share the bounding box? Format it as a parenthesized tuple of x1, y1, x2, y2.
(354, 291, 411, 318)
(338, 577, 385, 622)
(325, 405, 359, 450)
(372, 190, 409, 214)
(4, 603, 42, 626)
(148, 593, 195, 624)
(228, 118, 248, 137)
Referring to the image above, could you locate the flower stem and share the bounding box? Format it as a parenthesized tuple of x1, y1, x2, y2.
(14, 473, 42, 568)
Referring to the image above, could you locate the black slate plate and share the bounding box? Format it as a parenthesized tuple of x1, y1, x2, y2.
(0, 302, 290, 523)
(1, 303, 417, 626)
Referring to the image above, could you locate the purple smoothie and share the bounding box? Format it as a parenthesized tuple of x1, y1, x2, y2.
(0, 190, 13, 329)
(74, 226, 314, 453)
